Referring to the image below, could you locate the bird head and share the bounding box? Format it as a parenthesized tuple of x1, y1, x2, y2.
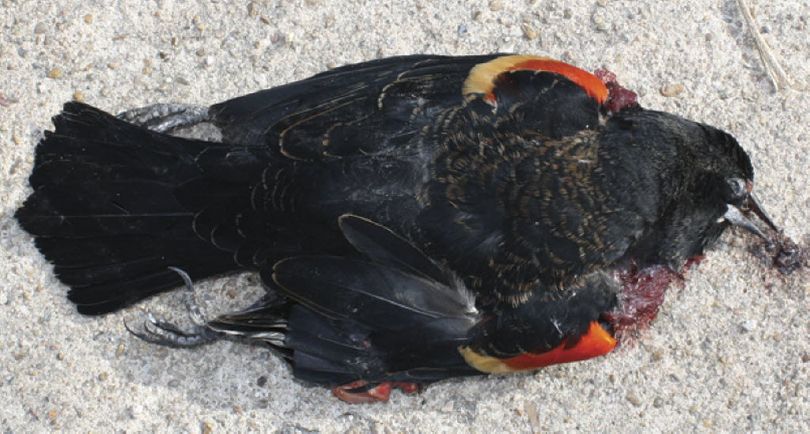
(695, 126, 778, 239)
(604, 110, 779, 266)
(660, 119, 778, 263)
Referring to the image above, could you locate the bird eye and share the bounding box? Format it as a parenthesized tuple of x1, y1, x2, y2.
(726, 177, 747, 201)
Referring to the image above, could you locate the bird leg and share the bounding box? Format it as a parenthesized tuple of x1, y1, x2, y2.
(124, 267, 220, 348)
(117, 103, 209, 133)
(331, 381, 421, 404)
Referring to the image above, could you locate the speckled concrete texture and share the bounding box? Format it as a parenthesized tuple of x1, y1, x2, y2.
(1, 0, 808, 432)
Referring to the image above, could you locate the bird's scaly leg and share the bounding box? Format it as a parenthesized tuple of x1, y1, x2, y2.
(117, 103, 209, 133)
(124, 267, 220, 348)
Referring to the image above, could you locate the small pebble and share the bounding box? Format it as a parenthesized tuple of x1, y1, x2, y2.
(593, 15, 608, 32)
(0, 93, 18, 107)
(660, 83, 685, 97)
(626, 392, 642, 406)
(801, 353, 810, 363)
(34, 22, 47, 34)
(653, 397, 664, 408)
(72, 90, 85, 102)
(48, 409, 58, 425)
(83, 14, 93, 24)
(47, 67, 63, 79)
(523, 401, 541, 431)
(115, 343, 125, 357)
(270, 32, 286, 44)
(247, 2, 259, 17)
(521, 23, 539, 40)
(98, 372, 109, 381)
(193, 16, 206, 31)
(256, 376, 267, 387)
(596, 0, 608, 6)
(563, 8, 573, 19)
(202, 420, 214, 434)
(489, 0, 503, 12)
(142, 59, 153, 76)
(740, 319, 757, 332)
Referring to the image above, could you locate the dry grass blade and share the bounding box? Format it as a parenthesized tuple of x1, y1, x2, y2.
(735, 0, 794, 91)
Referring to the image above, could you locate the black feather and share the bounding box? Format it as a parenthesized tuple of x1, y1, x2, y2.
(15, 102, 241, 314)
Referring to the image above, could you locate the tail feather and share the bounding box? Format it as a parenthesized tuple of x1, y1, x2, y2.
(16, 102, 245, 315)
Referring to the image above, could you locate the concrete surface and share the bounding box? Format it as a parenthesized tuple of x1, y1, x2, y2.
(0, 0, 808, 432)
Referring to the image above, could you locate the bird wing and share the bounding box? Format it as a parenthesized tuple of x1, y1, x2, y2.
(209, 54, 610, 159)
(206, 214, 480, 384)
(266, 214, 477, 325)
(210, 54, 496, 158)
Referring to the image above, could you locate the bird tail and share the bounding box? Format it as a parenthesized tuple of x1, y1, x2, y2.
(15, 102, 245, 315)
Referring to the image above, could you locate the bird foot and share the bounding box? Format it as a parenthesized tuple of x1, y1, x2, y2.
(124, 267, 219, 348)
(117, 103, 209, 133)
(331, 380, 421, 404)
(124, 310, 218, 348)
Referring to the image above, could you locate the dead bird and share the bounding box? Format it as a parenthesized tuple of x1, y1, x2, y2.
(15, 54, 796, 403)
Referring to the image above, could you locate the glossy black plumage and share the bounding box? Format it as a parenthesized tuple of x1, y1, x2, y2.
(16, 54, 760, 391)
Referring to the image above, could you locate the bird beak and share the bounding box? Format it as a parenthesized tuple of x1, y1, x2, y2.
(745, 193, 779, 232)
(720, 192, 779, 242)
(721, 205, 769, 240)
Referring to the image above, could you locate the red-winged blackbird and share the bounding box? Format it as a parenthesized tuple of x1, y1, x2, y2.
(15, 54, 781, 403)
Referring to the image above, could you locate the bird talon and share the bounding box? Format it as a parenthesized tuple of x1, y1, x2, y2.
(126, 311, 218, 348)
(123, 268, 219, 348)
(167, 266, 208, 327)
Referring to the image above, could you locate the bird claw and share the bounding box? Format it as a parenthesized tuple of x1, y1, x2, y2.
(124, 267, 219, 348)
(125, 308, 218, 348)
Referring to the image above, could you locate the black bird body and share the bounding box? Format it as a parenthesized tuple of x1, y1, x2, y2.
(16, 54, 765, 402)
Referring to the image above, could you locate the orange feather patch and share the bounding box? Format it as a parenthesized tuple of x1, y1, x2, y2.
(459, 321, 617, 373)
(463, 55, 609, 105)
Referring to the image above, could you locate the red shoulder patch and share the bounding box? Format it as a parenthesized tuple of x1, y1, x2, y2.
(459, 321, 617, 373)
(463, 55, 609, 105)
(501, 321, 616, 371)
